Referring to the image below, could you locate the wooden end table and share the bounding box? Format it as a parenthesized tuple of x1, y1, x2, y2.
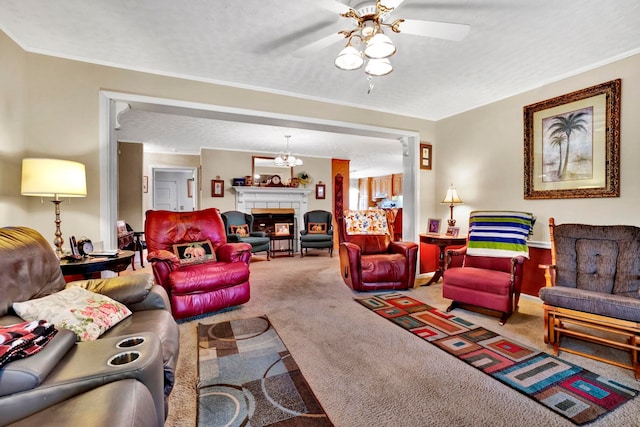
(419, 234, 467, 286)
(269, 234, 294, 258)
(60, 250, 135, 279)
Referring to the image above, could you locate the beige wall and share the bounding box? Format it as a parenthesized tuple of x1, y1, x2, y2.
(117, 142, 143, 231)
(0, 31, 27, 225)
(1, 30, 433, 243)
(436, 53, 640, 241)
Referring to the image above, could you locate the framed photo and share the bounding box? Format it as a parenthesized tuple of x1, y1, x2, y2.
(446, 226, 460, 237)
(275, 223, 290, 236)
(211, 179, 224, 197)
(427, 218, 441, 234)
(143, 176, 148, 193)
(316, 182, 326, 199)
(232, 177, 246, 187)
(420, 143, 432, 170)
(523, 79, 620, 199)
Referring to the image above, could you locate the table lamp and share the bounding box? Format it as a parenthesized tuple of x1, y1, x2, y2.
(441, 184, 463, 226)
(21, 158, 87, 257)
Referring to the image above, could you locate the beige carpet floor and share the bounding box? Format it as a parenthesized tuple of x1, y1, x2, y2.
(160, 255, 640, 427)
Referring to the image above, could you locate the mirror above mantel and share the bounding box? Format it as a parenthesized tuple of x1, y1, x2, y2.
(252, 156, 294, 184)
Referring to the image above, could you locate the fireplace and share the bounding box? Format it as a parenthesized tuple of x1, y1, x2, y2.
(232, 186, 312, 253)
(251, 208, 296, 236)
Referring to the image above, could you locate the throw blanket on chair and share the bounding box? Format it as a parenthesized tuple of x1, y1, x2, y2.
(467, 210, 533, 258)
(343, 209, 389, 235)
(0, 320, 58, 368)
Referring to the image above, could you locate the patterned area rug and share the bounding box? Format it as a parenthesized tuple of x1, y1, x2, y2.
(356, 293, 640, 425)
(197, 315, 333, 427)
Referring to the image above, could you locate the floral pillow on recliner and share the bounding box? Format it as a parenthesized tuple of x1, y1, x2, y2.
(12, 286, 131, 342)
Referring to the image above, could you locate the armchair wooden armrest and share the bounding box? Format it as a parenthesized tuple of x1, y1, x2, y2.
(538, 263, 556, 287)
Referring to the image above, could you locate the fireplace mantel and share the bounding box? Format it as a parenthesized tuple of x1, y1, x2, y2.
(232, 186, 312, 196)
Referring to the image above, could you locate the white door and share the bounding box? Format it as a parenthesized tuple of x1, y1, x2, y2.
(154, 180, 178, 211)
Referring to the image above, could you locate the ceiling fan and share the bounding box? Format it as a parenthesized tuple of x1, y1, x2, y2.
(297, 0, 470, 77)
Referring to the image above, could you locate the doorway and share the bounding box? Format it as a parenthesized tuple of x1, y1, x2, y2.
(152, 167, 198, 212)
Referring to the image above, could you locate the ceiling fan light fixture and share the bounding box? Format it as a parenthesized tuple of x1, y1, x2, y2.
(364, 33, 395, 59)
(335, 45, 364, 70)
(365, 58, 393, 76)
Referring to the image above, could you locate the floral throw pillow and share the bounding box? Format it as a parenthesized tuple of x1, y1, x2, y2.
(343, 209, 389, 235)
(12, 286, 132, 342)
(173, 240, 216, 265)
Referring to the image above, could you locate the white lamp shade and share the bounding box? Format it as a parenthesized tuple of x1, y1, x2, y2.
(335, 45, 364, 70)
(365, 58, 393, 76)
(364, 33, 396, 59)
(21, 158, 87, 197)
(441, 187, 463, 204)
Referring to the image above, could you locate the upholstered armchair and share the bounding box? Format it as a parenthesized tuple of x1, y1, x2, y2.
(300, 210, 334, 257)
(442, 211, 534, 325)
(539, 218, 640, 379)
(337, 209, 418, 291)
(145, 208, 252, 320)
(221, 210, 270, 260)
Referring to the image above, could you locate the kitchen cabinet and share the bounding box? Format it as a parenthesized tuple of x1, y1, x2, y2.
(392, 174, 402, 196)
(371, 175, 392, 201)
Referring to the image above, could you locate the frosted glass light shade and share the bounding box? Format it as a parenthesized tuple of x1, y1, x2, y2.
(335, 45, 364, 70)
(365, 58, 393, 76)
(21, 158, 87, 197)
(364, 33, 395, 59)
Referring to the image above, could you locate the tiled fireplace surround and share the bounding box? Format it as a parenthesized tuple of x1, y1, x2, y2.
(232, 186, 312, 251)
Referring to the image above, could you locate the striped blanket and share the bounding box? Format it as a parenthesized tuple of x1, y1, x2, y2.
(466, 211, 533, 258)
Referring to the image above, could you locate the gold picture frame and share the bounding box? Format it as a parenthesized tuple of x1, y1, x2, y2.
(523, 79, 620, 199)
(275, 223, 290, 236)
(420, 143, 432, 170)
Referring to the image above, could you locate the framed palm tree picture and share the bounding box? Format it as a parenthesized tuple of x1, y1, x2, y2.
(523, 79, 620, 199)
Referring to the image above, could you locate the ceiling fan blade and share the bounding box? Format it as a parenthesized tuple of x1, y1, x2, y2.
(317, 0, 351, 14)
(399, 19, 470, 41)
(293, 32, 345, 58)
(381, 0, 406, 9)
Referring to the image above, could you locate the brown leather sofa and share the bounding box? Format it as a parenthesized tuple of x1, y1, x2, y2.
(0, 226, 180, 426)
(145, 208, 252, 320)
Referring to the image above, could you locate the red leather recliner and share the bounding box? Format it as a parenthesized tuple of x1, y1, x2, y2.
(337, 209, 418, 291)
(145, 208, 252, 320)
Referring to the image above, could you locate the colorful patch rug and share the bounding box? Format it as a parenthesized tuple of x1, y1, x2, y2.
(356, 293, 639, 425)
(197, 315, 333, 427)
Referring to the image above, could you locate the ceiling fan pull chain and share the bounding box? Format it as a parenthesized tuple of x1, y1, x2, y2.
(367, 76, 375, 94)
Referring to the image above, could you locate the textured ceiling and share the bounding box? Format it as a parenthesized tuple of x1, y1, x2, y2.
(2, 0, 639, 177)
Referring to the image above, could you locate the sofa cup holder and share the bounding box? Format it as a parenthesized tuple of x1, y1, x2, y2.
(116, 336, 146, 348)
(108, 351, 141, 366)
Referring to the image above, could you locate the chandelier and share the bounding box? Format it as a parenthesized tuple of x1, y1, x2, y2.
(274, 135, 303, 167)
(334, 1, 402, 77)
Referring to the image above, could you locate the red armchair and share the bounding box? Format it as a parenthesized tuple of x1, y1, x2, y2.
(442, 210, 533, 325)
(337, 209, 418, 291)
(145, 208, 252, 320)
